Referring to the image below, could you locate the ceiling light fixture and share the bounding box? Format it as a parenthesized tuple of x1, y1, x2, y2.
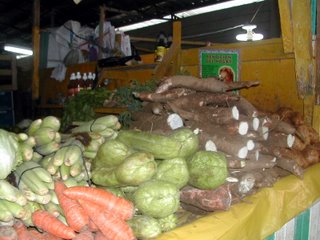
(236, 25, 263, 41)
(4, 44, 33, 56)
(163, 0, 266, 19)
(118, 0, 266, 32)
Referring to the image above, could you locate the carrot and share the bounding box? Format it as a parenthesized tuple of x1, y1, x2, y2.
(78, 200, 136, 240)
(54, 181, 89, 232)
(13, 220, 37, 240)
(0, 226, 18, 240)
(63, 186, 134, 220)
(88, 220, 99, 233)
(31, 210, 76, 239)
(72, 230, 94, 240)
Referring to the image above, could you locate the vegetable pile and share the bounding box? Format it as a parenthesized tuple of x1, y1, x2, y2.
(1, 74, 320, 239)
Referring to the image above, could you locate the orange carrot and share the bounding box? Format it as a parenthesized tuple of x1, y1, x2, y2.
(94, 231, 111, 240)
(32, 210, 76, 239)
(63, 186, 134, 220)
(54, 181, 89, 232)
(72, 230, 94, 240)
(78, 200, 136, 240)
(13, 220, 37, 240)
(88, 220, 99, 233)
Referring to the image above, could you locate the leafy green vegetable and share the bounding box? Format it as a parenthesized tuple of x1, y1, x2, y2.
(188, 151, 228, 190)
(128, 215, 162, 239)
(115, 152, 157, 186)
(92, 139, 130, 169)
(154, 157, 189, 189)
(0, 130, 20, 180)
(133, 180, 180, 218)
(61, 88, 112, 131)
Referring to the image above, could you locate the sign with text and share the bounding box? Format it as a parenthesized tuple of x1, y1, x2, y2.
(199, 49, 240, 82)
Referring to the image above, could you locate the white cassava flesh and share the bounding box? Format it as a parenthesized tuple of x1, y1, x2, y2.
(205, 140, 217, 152)
(232, 106, 239, 120)
(287, 134, 295, 148)
(252, 117, 260, 131)
(238, 147, 248, 159)
(167, 113, 184, 130)
(246, 140, 255, 151)
(239, 121, 249, 135)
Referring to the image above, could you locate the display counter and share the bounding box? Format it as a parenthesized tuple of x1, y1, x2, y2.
(157, 163, 320, 240)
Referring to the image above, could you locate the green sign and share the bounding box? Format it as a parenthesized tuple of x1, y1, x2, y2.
(199, 49, 240, 82)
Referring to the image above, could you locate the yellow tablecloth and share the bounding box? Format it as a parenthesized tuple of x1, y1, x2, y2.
(157, 163, 320, 240)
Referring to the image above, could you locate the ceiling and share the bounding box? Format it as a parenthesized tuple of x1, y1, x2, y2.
(0, 0, 280, 53)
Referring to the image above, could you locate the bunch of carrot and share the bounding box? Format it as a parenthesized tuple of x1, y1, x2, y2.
(29, 181, 136, 240)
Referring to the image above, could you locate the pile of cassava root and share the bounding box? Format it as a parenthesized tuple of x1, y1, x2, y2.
(130, 75, 320, 201)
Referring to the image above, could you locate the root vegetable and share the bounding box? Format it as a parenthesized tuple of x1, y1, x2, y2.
(31, 210, 76, 239)
(156, 75, 259, 93)
(54, 181, 89, 232)
(265, 132, 295, 148)
(232, 96, 258, 117)
(276, 157, 304, 178)
(133, 88, 194, 102)
(63, 186, 135, 220)
(180, 184, 232, 212)
(302, 146, 319, 166)
(78, 200, 135, 240)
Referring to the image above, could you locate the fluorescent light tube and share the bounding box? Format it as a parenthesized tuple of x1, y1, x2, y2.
(164, 0, 266, 19)
(4, 45, 33, 55)
(117, 19, 168, 32)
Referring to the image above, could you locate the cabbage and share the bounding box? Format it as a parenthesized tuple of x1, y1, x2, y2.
(154, 157, 189, 189)
(115, 152, 157, 186)
(127, 215, 162, 239)
(169, 128, 199, 158)
(188, 150, 228, 189)
(0, 130, 20, 179)
(133, 180, 180, 218)
(92, 139, 130, 169)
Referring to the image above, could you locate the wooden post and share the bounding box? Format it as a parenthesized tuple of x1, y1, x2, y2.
(32, 0, 40, 100)
(153, 20, 182, 79)
(278, 0, 293, 53)
(98, 5, 106, 60)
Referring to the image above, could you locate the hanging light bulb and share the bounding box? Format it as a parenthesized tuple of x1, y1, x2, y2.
(236, 24, 264, 41)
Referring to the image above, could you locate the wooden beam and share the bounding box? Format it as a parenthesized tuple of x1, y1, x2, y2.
(278, 0, 293, 53)
(153, 20, 182, 80)
(32, 0, 40, 100)
(130, 36, 207, 46)
(292, 0, 313, 100)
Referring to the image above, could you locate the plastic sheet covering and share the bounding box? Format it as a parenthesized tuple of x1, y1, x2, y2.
(157, 163, 320, 240)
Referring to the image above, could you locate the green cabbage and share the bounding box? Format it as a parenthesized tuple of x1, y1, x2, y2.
(169, 128, 199, 158)
(133, 180, 180, 218)
(0, 130, 20, 180)
(92, 139, 130, 169)
(154, 157, 189, 189)
(188, 151, 228, 189)
(115, 152, 157, 186)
